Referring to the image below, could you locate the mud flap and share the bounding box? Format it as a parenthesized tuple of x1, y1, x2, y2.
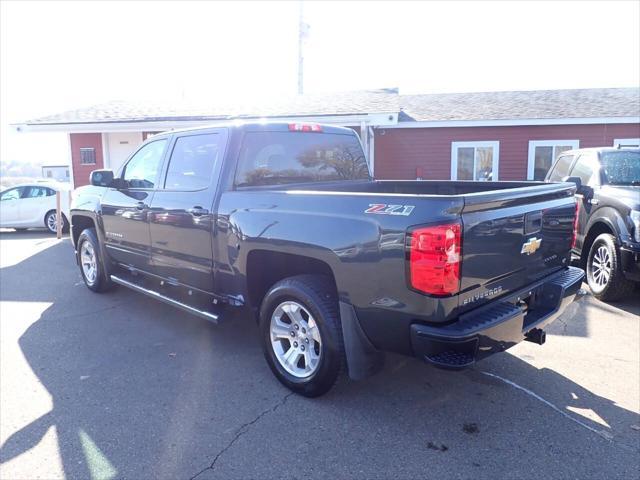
(339, 301, 385, 380)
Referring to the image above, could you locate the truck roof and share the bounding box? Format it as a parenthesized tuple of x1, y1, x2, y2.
(562, 146, 640, 155)
(149, 121, 357, 138)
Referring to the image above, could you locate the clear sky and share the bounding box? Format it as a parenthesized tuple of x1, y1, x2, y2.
(1, 0, 639, 164)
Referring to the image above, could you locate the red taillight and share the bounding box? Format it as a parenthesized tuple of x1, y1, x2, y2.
(408, 222, 462, 296)
(571, 200, 579, 249)
(288, 123, 322, 132)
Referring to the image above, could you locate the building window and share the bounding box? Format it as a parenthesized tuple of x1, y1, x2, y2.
(80, 148, 96, 165)
(527, 140, 579, 181)
(613, 138, 640, 147)
(451, 141, 499, 181)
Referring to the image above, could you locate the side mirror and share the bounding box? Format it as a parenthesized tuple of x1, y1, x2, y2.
(90, 169, 114, 187)
(562, 176, 582, 190)
(562, 176, 593, 198)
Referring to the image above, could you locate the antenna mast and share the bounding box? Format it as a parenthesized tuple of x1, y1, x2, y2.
(297, 1, 305, 94)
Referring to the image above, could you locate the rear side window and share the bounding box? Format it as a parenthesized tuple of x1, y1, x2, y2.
(164, 133, 221, 190)
(24, 186, 50, 198)
(547, 154, 575, 182)
(235, 131, 370, 187)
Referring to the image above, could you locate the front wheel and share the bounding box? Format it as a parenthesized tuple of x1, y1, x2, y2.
(77, 228, 114, 293)
(586, 233, 634, 301)
(259, 275, 344, 397)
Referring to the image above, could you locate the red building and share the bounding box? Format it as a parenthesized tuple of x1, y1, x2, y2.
(16, 88, 640, 187)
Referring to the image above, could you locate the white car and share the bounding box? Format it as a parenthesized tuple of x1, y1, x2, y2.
(0, 181, 71, 233)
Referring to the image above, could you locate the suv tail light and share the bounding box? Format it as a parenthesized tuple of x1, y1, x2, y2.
(571, 200, 579, 249)
(408, 222, 462, 296)
(288, 123, 322, 132)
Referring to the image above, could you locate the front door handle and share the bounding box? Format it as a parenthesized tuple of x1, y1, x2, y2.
(136, 202, 147, 210)
(187, 206, 209, 216)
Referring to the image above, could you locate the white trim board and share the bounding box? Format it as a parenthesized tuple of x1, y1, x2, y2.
(527, 140, 580, 180)
(381, 116, 640, 129)
(451, 141, 500, 181)
(14, 113, 399, 134)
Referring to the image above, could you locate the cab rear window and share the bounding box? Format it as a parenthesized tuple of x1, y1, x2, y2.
(235, 131, 370, 187)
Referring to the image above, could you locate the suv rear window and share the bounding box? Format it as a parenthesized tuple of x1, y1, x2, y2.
(235, 131, 370, 187)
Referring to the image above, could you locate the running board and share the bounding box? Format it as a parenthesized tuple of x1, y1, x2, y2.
(110, 275, 219, 324)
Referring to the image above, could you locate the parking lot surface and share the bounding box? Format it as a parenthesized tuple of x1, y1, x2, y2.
(1, 230, 639, 479)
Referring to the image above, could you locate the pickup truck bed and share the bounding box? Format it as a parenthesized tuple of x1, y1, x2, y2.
(71, 122, 584, 396)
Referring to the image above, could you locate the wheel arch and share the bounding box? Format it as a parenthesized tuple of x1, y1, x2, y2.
(71, 214, 97, 249)
(246, 249, 337, 312)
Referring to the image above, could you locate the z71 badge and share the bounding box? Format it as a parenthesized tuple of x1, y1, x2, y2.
(364, 204, 415, 216)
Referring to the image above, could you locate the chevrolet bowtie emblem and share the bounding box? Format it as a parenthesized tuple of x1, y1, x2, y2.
(521, 237, 542, 255)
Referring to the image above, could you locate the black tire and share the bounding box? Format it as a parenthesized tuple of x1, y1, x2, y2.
(77, 228, 115, 293)
(259, 275, 344, 397)
(586, 233, 634, 301)
(44, 210, 69, 234)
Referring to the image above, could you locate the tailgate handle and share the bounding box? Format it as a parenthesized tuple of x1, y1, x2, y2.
(524, 211, 542, 234)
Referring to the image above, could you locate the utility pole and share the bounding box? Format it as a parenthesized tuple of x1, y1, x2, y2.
(297, 1, 306, 95)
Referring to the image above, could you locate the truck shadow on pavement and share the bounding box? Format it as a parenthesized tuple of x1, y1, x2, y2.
(1, 240, 638, 479)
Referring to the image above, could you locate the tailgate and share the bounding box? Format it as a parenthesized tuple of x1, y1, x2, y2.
(458, 183, 576, 311)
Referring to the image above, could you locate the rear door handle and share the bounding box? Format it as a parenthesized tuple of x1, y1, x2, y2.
(187, 206, 209, 216)
(136, 202, 148, 210)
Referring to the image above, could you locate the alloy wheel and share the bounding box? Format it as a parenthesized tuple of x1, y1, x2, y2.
(80, 241, 98, 285)
(270, 301, 322, 378)
(590, 245, 612, 290)
(47, 213, 58, 233)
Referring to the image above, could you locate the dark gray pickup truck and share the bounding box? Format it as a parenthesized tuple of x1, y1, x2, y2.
(71, 122, 583, 396)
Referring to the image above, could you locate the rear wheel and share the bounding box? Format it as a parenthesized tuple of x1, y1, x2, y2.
(586, 233, 634, 301)
(45, 210, 68, 234)
(77, 228, 114, 293)
(259, 275, 344, 397)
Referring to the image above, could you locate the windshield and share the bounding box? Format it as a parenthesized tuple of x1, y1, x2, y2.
(600, 151, 640, 186)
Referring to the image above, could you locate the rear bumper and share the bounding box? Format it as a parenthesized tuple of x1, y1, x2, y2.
(620, 245, 640, 282)
(410, 266, 584, 369)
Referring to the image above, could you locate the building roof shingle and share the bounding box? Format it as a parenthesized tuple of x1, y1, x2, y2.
(23, 88, 400, 125)
(399, 87, 640, 122)
(19, 87, 639, 126)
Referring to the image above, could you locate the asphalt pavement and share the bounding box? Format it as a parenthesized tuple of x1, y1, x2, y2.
(0, 230, 638, 479)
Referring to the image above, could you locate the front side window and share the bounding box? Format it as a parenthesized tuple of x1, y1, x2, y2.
(600, 151, 640, 185)
(235, 131, 369, 187)
(80, 148, 96, 165)
(528, 140, 579, 180)
(122, 139, 167, 189)
(164, 133, 220, 190)
(569, 154, 597, 185)
(547, 154, 575, 182)
(0, 187, 23, 201)
(451, 142, 499, 181)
